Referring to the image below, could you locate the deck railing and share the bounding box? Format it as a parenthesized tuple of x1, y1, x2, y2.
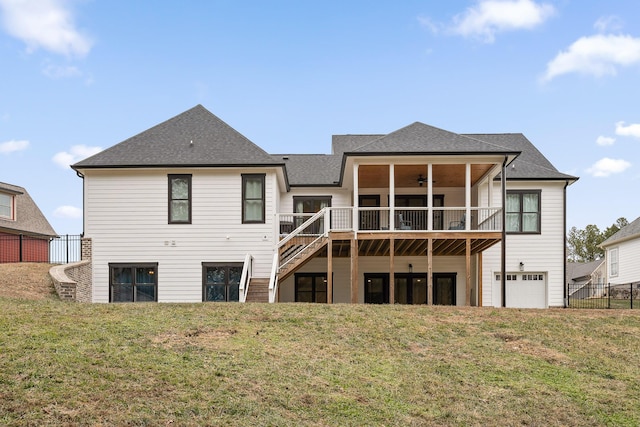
(277, 207, 502, 235)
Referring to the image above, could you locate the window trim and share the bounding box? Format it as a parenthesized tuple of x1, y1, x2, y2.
(609, 247, 619, 277)
(506, 190, 541, 235)
(0, 192, 15, 220)
(202, 262, 243, 302)
(168, 174, 192, 224)
(242, 174, 266, 224)
(109, 263, 158, 303)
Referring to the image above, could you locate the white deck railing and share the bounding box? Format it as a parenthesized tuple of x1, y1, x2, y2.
(277, 206, 502, 235)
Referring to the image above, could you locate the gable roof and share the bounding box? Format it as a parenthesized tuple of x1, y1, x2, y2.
(72, 105, 283, 169)
(0, 182, 57, 237)
(601, 216, 640, 247)
(567, 260, 605, 283)
(349, 122, 520, 155)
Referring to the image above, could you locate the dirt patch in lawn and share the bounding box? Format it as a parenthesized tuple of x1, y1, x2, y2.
(0, 263, 58, 300)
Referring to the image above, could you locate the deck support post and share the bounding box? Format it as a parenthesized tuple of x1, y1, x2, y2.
(427, 238, 433, 305)
(327, 238, 333, 304)
(350, 238, 359, 303)
(389, 238, 395, 304)
(466, 238, 472, 306)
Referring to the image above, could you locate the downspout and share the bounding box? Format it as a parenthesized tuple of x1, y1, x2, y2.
(501, 157, 507, 307)
(75, 169, 85, 236)
(563, 179, 569, 308)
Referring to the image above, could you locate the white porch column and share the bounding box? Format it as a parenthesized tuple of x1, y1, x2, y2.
(465, 163, 471, 230)
(353, 163, 359, 233)
(427, 163, 433, 230)
(389, 163, 395, 231)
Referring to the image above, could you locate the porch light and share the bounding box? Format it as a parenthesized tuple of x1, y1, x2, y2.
(409, 263, 413, 273)
(519, 262, 524, 271)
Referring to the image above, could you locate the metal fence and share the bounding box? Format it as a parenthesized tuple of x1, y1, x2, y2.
(0, 234, 82, 264)
(567, 282, 640, 309)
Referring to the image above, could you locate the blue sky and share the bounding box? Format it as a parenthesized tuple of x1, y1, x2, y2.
(1, 0, 639, 235)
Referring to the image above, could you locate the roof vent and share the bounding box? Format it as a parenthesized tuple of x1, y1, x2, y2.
(282, 156, 289, 160)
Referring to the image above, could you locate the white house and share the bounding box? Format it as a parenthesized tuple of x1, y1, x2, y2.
(601, 216, 640, 286)
(71, 105, 578, 307)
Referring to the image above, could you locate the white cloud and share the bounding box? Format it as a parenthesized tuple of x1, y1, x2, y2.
(417, 16, 441, 35)
(0, 0, 92, 57)
(52, 144, 102, 168)
(42, 63, 82, 79)
(0, 139, 29, 154)
(542, 34, 640, 82)
(53, 205, 82, 219)
(615, 121, 640, 138)
(586, 157, 631, 177)
(450, 0, 555, 43)
(596, 136, 615, 146)
(594, 16, 623, 33)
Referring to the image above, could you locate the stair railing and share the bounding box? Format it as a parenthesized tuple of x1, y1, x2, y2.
(277, 208, 328, 271)
(268, 252, 279, 303)
(239, 253, 253, 303)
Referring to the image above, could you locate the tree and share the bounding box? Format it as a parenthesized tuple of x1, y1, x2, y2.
(566, 217, 628, 262)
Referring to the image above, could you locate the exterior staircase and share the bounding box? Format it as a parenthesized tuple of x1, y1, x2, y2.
(278, 236, 328, 282)
(245, 278, 269, 303)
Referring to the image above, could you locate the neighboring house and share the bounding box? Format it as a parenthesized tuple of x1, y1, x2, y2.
(0, 182, 57, 263)
(566, 259, 606, 299)
(601, 216, 640, 286)
(71, 105, 578, 307)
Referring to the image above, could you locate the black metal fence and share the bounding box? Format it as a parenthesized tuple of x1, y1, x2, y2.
(0, 234, 82, 264)
(567, 282, 640, 309)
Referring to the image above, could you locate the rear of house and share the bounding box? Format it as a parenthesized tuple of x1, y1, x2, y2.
(72, 105, 577, 307)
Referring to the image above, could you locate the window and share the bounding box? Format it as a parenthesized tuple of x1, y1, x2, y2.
(109, 263, 158, 302)
(293, 196, 331, 231)
(295, 273, 328, 303)
(506, 190, 541, 233)
(610, 248, 619, 277)
(0, 193, 14, 219)
(242, 174, 265, 224)
(168, 175, 191, 224)
(522, 274, 544, 281)
(203, 263, 242, 302)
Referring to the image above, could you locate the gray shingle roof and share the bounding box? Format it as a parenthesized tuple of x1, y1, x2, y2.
(332, 135, 384, 154)
(272, 155, 342, 186)
(467, 134, 578, 181)
(566, 260, 604, 282)
(350, 122, 519, 154)
(0, 182, 57, 237)
(601, 216, 640, 247)
(72, 105, 282, 169)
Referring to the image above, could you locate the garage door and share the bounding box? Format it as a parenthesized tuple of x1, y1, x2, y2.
(504, 273, 547, 308)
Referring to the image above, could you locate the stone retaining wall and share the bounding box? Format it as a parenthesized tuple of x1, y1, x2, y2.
(49, 260, 92, 302)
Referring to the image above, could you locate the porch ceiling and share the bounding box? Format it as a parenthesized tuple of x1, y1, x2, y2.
(358, 164, 494, 188)
(321, 233, 501, 257)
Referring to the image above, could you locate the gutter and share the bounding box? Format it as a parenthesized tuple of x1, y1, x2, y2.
(563, 179, 569, 308)
(501, 156, 507, 307)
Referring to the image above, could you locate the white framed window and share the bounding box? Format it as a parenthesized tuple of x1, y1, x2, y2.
(609, 248, 619, 277)
(0, 193, 14, 219)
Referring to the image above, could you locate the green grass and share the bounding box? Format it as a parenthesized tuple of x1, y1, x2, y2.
(1, 300, 639, 426)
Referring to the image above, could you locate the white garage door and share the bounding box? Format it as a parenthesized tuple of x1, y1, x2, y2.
(504, 273, 547, 308)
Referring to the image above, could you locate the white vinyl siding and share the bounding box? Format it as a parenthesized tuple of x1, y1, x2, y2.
(481, 181, 566, 308)
(608, 241, 640, 284)
(84, 168, 278, 302)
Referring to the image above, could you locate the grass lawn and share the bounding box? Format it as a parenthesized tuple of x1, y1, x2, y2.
(1, 297, 639, 426)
